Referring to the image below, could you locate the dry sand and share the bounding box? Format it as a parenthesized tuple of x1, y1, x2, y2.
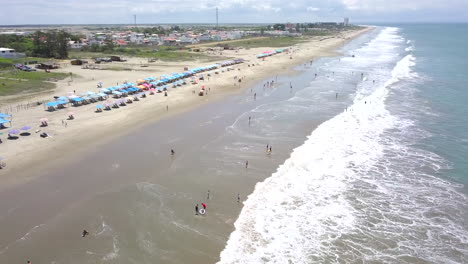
(0, 27, 371, 188)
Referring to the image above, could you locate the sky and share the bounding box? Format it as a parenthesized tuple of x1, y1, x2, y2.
(1, 0, 467, 25)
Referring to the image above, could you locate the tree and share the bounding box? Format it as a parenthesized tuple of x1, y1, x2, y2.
(273, 24, 286, 31)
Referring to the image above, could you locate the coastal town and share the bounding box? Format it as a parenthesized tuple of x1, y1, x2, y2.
(0, 20, 352, 56)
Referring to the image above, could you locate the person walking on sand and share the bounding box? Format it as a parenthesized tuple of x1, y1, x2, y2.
(202, 203, 207, 210)
(82, 229, 89, 237)
(245, 160, 248, 168)
(248, 116, 251, 125)
(195, 204, 199, 215)
(207, 190, 210, 200)
(237, 193, 240, 203)
(269, 146, 272, 153)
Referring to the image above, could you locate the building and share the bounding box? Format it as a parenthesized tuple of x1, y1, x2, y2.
(344, 17, 349, 26)
(0, 47, 24, 59)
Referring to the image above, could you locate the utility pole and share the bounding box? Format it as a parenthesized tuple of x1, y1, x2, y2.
(216, 8, 218, 29)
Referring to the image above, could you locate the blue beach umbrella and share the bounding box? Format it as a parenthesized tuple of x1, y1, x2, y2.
(8, 129, 20, 134)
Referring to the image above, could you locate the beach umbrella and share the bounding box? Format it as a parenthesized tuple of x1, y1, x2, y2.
(20, 126, 31, 131)
(96, 105, 103, 109)
(40, 118, 48, 122)
(8, 129, 20, 134)
(68, 112, 75, 116)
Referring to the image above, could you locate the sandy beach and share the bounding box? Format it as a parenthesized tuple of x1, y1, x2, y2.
(0, 27, 374, 263)
(0, 27, 370, 187)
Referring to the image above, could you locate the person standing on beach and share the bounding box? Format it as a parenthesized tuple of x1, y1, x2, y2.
(248, 116, 251, 125)
(195, 204, 199, 215)
(237, 193, 240, 203)
(82, 230, 89, 237)
(254, 93, 256, 100)
(207, 190, 210, 200)
(266, 144, 269, 152)
(269, 146, 272, 153)
(171, 149, 175, 155)
(202, 203, 207, 210)
(336, 93, 338, 100)
(245, 161, 248, 168)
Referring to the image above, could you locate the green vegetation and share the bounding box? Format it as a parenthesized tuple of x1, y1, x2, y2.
(0, 31, 70, 58)
(0, 70, 68, 96)
(208, 37, 307, 49)
(71, 45, 209, 61)
(31, 30, 69, 59)
(0, 58, 14, 69)
(0, 35, 33, 54)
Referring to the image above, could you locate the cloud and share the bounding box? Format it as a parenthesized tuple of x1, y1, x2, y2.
(341, 0, 468, 12)
(307, 7, 320, 12)
(0, 0, 467, 24)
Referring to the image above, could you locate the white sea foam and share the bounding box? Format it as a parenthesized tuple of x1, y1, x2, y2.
(218, 29, 424, 263)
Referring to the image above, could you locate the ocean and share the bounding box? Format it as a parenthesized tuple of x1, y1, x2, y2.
(218, 24, 468, 263)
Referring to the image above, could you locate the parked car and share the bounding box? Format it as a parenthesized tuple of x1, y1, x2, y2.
(14, 63, 36, 71)
(35, 63, 59, 70)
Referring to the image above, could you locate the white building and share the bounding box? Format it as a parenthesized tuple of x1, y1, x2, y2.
(0, 47, 24, 58)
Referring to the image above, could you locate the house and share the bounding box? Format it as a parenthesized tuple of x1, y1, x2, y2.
(0, 47, 24, 59)
(199, 34, 211, 41)
(163, 38, 178, 46)
(68, 41, 85, 49)
(179, 36, 199, 45)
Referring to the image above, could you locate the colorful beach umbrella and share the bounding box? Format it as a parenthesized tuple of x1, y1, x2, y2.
(68, 112, 75, 116)
(40, 118, 48, 122)
(8, 129, 20, 134)
(20, 126, 31, 131)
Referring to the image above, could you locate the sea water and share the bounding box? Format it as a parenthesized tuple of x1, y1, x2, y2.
(218, 25, 468, 263)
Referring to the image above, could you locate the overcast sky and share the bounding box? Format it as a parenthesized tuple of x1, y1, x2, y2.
(1, 0, 467, 25)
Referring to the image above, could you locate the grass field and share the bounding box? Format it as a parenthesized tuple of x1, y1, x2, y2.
(69, 46, 210, 61)
(0, 70, 69, 96)
(201, 36, 308, 49)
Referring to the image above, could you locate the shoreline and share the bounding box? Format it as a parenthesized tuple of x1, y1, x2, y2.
(0, 27, 373, 189)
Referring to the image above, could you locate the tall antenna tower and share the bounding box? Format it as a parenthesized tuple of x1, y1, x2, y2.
(216, 8, 219, 29)
(134, 14, 137, 27)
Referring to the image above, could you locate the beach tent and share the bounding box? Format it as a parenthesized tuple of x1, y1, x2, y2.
(0, 118, 11, 125)
(45, 102, 58, 107)
(0, 113, 11, 118)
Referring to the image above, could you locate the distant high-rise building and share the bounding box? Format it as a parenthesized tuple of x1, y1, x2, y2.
(344, 17, 349, 26)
